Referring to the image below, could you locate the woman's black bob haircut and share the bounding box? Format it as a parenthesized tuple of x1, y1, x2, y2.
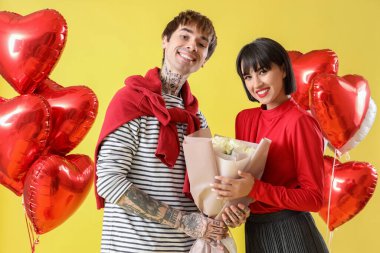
(236, 37, 296, 102)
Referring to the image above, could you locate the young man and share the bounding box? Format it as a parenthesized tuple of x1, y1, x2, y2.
(95, 10, 248, 252)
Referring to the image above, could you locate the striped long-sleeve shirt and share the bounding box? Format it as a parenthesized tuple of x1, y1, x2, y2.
(96, 93, 207, 253)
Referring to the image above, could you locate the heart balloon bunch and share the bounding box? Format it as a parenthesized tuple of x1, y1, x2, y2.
(319, 156, 377, 231)
(0, 9, 98, 235)
(289, 50, 378, 231)
(289, 50, 377, 155)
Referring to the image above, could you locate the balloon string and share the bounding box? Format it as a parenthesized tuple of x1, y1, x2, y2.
(23, 202, 39, 253)
(22, 199, 34, 252)
(28, 220, 40, 253)
(24, 212, 35, 253)
(326, 150, 337, 239)
(343, 152, 350, 161)
(328, 230, 334, 252)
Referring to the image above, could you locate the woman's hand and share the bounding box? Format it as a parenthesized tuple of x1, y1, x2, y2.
(211, 170, 255, 200)
(222, 203, 250, 228)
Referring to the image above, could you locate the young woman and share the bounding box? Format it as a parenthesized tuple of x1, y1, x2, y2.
(212, 38, 329, 252)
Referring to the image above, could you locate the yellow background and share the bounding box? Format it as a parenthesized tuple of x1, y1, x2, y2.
(0, 0, 379, 252)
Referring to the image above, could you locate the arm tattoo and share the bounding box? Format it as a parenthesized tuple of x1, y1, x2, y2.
(117, 185, 181, 227)
(163, 207, 181, 225)
(117, 185, 208, 238)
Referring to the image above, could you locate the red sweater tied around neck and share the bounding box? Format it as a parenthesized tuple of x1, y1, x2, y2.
(94, 68, 200, 209)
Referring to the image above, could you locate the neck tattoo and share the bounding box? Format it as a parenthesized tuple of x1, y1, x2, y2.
(160, 64, 187, 96)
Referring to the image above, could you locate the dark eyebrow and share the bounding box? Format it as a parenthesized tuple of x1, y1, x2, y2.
(179, 27, 209, 43)
(242, 71, 251, 76)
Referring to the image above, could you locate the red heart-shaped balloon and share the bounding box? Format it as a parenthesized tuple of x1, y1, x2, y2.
(0, 9, 67, 94)
(310, 74, 370, 150)
(319, 156, 377, 231)
(0, 95, 50, 195)
(288, 49, 339, 110)
(35, 79, 98, 155)
(23, 154, 94, 234)
(288, 50, 303, 62)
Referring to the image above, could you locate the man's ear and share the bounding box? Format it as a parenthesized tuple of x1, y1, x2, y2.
(162, 36, 168, 49)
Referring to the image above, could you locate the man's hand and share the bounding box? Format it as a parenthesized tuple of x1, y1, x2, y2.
(222, 203, 250, 228)
(178, 212, 228, 241)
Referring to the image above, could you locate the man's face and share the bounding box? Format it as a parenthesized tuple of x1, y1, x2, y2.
(162, 24, 211, 76)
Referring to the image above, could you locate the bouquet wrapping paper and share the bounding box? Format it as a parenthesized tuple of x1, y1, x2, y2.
(183, 128, 271, 253)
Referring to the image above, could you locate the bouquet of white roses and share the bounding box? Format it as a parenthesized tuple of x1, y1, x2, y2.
(183, 128, 271, 253)
(212, 135, 260, 179)
(212, 135, 255, 155)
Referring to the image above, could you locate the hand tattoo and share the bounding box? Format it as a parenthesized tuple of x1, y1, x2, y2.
(178, 212, 207, 238)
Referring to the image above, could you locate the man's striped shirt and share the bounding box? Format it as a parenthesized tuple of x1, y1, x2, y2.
(97, 93, 207, 252)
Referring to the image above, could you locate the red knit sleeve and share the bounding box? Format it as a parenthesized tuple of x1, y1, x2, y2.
(235, 110, 245, 140)
(249, 114, 325, 212)
(235, 109, 257, 141)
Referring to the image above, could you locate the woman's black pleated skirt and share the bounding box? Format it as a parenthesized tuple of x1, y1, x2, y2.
(245, 210, 329, 253)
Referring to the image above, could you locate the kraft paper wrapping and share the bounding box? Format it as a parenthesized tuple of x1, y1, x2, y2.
(183, 128, 271, 253)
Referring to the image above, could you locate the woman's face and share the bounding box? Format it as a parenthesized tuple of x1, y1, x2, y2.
(242, 63, 289, 109)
